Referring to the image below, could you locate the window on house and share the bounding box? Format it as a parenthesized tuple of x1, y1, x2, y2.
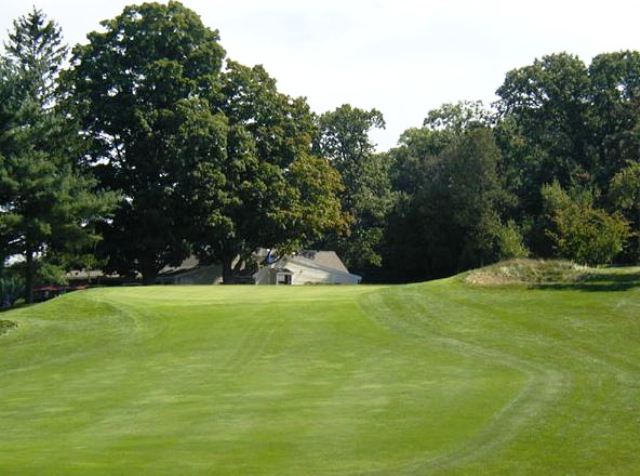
(277, 273, 292, 285)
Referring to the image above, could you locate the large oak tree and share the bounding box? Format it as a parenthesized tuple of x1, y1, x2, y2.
(177, 62, 347, 282)
(64, 1, 226, 283)
(66, 2, 346, 283)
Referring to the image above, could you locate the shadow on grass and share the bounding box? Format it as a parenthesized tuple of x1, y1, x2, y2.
(534, 269, 640, 292)
(0, 319, 18, 335)
(0, 302, 33, 314)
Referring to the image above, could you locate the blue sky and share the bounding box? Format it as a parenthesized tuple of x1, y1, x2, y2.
(3, 0, 640, 150)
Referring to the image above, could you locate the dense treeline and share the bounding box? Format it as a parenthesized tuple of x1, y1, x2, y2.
(379, 52, 640, 281)
(1, 2, 639, 300)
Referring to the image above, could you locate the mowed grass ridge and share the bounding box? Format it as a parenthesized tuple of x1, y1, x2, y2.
(1, 268, 640, 474)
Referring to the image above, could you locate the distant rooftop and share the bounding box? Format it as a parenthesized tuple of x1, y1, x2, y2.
(295, 250, 350, 273)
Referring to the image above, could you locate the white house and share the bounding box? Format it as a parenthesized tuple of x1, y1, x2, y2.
(252, 250, 361, 285)
(67, 250, 359, 285)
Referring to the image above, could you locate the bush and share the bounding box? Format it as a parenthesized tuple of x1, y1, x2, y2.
(0, 274, 25, 308)
(542, 182, 630, 265)
(497, 220, 529, 259)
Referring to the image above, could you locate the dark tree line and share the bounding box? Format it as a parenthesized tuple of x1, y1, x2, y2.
(379, 52, 640, 282)
(2, 3, 640, 300)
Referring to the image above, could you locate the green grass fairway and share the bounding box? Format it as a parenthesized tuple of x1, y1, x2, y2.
(1, 269, 640, 474)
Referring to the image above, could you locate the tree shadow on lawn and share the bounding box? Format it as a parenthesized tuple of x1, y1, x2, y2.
(533, 268, 640, 292)
(0, 302, 33, 314)
(0, 319, 18, 335)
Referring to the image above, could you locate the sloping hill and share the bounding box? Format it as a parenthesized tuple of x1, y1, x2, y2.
(1, 267, 639, 475)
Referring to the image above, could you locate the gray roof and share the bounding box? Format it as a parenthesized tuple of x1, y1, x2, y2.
(159, 256, 200, 274)
(294, 251, 350, 273)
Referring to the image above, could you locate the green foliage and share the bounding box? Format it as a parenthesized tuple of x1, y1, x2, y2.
(542, 182, 630, 265)
(315, 104, 393, 273)
(285, 154, 349, 247)
(423, 100, 494, 132)
(185, 62, 346, 282)
(4, 7, 68, 106)
(496, 220, 529, 260)
(4, 4, 640, 285)
(64, 1, 226, 282)
(66, 4, 345, 283)
(0, 8, 117, 301)
(0, 272, 24, 308)
(389, 101, 494, 196)
(609, 162, 640, 260)
(496, 53, 594, 216)
(384, 128, 512, 281)
(589, 52, 640, 183)
(610, 162, 640, 211)
(317, 105, 384, 171)
(495, 51, 640, 260)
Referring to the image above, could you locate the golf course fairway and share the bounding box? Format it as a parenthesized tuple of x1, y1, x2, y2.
(1, 268, 640, 474)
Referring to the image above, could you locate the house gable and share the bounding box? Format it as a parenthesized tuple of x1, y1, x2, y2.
(253, 251, 361, 285)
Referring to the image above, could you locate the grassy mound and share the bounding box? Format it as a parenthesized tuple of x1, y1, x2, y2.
(1, 272, 639, 474)
(463, 258, 589, 286)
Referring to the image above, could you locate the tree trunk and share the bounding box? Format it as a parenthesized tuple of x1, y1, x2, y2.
(25, 247, 34, 304)
(221, 254, 234, 284)
(141, 257, 158, 285)
(141, 272, 158, 285)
